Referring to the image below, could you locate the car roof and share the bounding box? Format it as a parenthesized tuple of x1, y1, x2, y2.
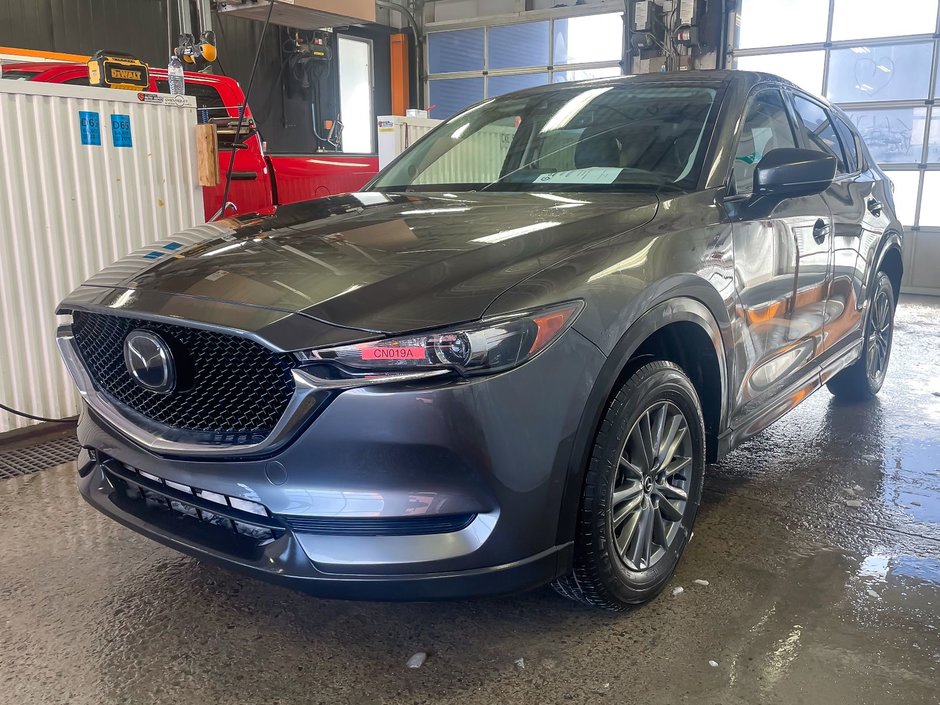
(497, 69, 803, 99)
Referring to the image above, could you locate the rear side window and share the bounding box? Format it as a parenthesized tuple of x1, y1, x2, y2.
(0, 70, 42, 80)
(155, 79, 226, 113)
(155, 79, 255, 151)
(833, 115, 860, 173)
(733, 89, 798, 194)
(792, 94, 847, 173)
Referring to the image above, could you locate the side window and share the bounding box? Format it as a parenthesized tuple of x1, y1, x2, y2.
(154, 79, 226, 112)
(155, 79, 249, 150)
(833, 115, 859, 173)
(792, 94, 847, 173)
(733, 89, 798, 195)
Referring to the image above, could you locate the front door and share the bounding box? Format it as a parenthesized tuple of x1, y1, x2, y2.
(729, 88, 832, 425)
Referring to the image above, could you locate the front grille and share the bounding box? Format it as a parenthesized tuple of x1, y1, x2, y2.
(72, 312, 296, 443)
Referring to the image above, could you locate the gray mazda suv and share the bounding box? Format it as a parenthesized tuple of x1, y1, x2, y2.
(57, 71, 902, 610)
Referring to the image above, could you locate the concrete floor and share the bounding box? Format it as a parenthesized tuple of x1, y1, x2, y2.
(1, 297, 938, 705)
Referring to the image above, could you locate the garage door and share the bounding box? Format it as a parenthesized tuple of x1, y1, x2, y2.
(426, 11, 624, 120)
(732, 0, 940, 295)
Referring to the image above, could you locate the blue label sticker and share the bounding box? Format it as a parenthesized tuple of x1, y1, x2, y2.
(79, 111, 101, 146)
(111, 114, 132, 148)
(162, 242, 184, 251)
(142, 252, 165, 260)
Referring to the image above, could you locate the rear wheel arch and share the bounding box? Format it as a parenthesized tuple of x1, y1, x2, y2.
(876, 238, 903, 303)
(555, 295, 730, 547)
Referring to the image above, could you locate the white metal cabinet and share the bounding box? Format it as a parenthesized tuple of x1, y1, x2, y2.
(0, 81, 201, 432)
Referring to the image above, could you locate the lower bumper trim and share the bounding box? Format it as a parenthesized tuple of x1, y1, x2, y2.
(80, 463, 572, 601)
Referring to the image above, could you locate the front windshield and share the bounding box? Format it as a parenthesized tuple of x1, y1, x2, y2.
(372, 83, 719, 193)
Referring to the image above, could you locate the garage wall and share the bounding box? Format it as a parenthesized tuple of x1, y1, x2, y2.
(211, 18, 392, 154)
(0, 0, 392, 154)
(732, 0, 940, 295)
(0, 0, 171, 62)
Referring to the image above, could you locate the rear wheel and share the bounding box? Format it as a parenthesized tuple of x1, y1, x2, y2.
(553, 360, 705, 610)
(827, 271, 895, 401)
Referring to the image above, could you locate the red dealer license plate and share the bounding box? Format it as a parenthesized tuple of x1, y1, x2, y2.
(360, 347, 426, 361)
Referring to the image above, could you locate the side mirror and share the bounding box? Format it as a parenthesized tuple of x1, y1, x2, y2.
(753, 148, 837, 200)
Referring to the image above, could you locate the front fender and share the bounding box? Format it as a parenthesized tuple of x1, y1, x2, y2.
(554, 294, 730, 547)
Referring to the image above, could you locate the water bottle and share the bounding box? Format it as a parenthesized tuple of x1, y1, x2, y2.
(167, 55, 185, 96)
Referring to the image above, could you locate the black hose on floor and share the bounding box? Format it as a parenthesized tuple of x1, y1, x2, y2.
(0, 402, 73, 424)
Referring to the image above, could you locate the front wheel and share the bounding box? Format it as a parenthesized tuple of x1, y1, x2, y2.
(553, 360, 705, 610)
(827, 271, 895, 401)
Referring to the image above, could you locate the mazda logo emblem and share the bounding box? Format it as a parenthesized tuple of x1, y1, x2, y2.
(123, 330, 176, 394)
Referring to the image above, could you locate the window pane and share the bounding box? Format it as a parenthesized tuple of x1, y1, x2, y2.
(488, 21, 549, 69)
(428, 28, 484, 73)
(792, 95, 847, 172)
(734, 90, 798, 194)
(884, 171, 920, 226)
(928, 115, 940, 162)
(488, 72, 548, 98)
(737, 0, 829, 49)
(156, 80, 225, 112)
(553, 66, 622, 83)
(832, 0, 938, 41)
(338, 38, 374, 153)
(919, 173, 940, 225)
(827, 43, 933, 103)
(833, 116, 859, 172)
(554, 13, 623, 64)
(428, 77, 485, 120)
(735, 51, 825, 94)
(843, 108, 927, 164)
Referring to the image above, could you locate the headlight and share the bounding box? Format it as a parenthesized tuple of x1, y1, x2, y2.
(298, 301, 583, 377)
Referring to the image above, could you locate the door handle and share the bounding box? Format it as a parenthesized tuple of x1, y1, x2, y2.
(812, 218, 828, 244)
(867, 198, 883, 217)
(230, 171, 259, 181)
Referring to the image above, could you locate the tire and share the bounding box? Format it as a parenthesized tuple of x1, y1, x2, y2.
(827, 270, 896, 402)
(553, 360, 705, 611)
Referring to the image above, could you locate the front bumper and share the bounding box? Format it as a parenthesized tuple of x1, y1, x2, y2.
(73, 329, 606, 600)
(77, 456, 570, 600)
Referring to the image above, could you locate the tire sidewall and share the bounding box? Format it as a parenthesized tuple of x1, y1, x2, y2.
(866, 272, 896, 394)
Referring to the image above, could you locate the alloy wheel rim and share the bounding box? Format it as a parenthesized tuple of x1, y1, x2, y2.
(866, 288, 892, 384)
(609, 400, 693, 572)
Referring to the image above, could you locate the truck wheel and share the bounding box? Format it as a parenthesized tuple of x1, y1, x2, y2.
(553, 360, 705, 610)
(827, 271, 895, 402)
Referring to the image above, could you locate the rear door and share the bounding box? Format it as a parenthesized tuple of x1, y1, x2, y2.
(790, 98, 890, 363)
(730, 87, 833, 423)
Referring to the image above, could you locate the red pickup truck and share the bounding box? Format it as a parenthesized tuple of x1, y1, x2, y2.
(5, 62, 379, 221)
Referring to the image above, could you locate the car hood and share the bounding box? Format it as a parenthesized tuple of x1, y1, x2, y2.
(80, 191, 658, 334)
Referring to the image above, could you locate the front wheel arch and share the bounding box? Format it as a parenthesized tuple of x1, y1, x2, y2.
(555, 296, 728, 548)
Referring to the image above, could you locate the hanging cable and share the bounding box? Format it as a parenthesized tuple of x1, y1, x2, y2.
(0, 402, 73, 424)
(211, 0, 275, 221)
